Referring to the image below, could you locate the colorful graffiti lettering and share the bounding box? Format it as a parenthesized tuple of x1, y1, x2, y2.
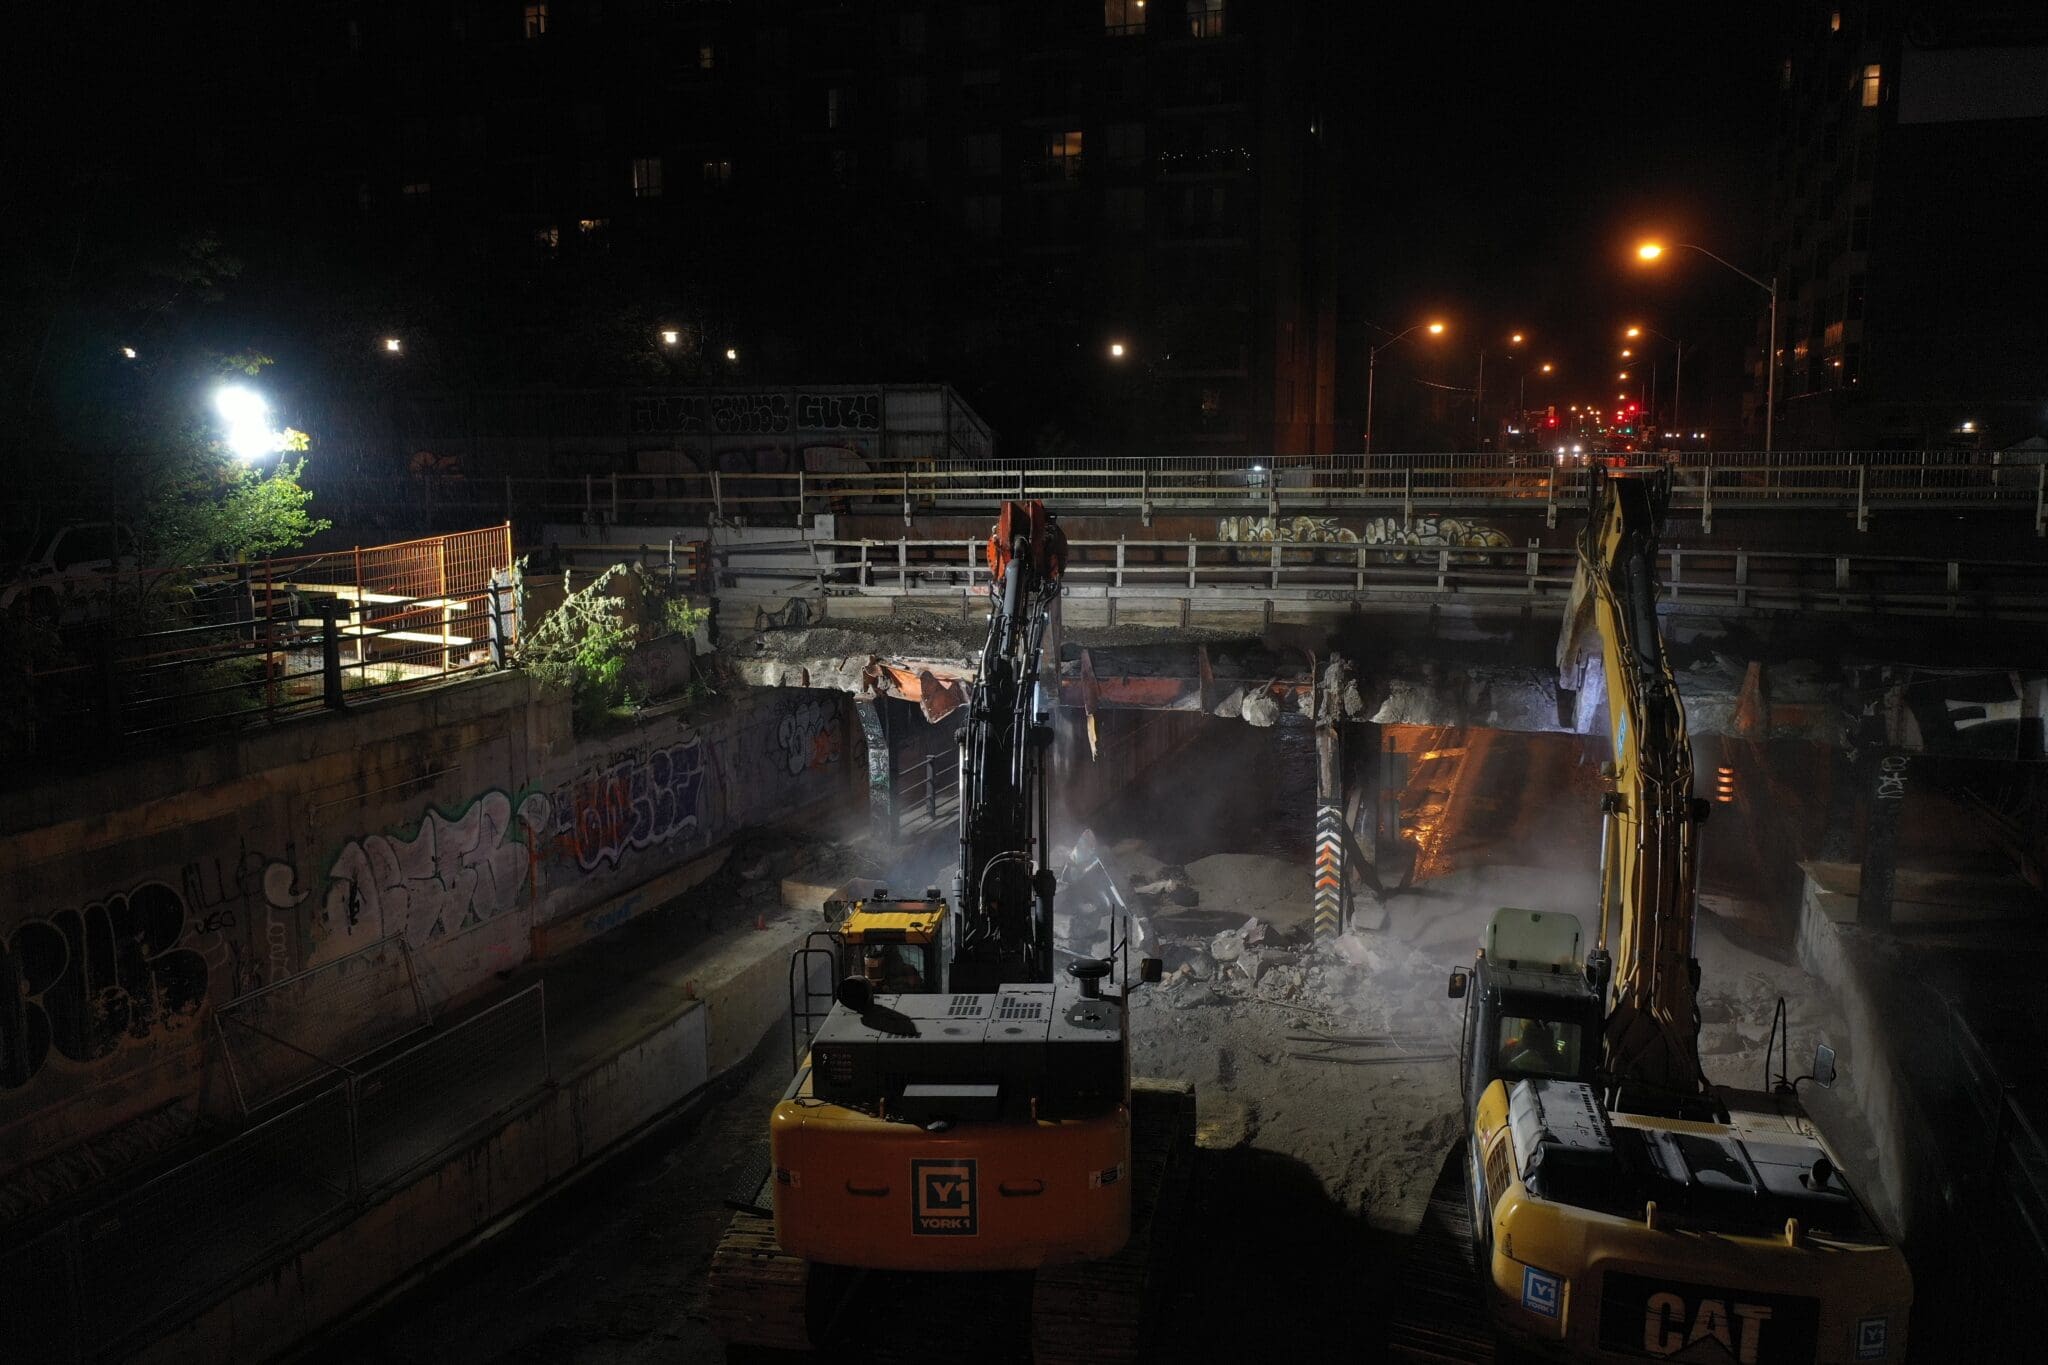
(776, 699, 843, 776)
(1358, 515, 1510, 550)
(550, 738, 708, 874)
(1218, 514, 1359, 544)
(318, 790, 551, 956)
(0, 882, 209, 1091)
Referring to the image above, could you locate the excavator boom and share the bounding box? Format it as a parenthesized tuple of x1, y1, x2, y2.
(1556, 465, 1709, 1103)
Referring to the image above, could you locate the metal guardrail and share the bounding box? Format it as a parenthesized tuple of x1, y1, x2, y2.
(711, 534, 2048, 621)
(0, 982, 549, 1362)
(294, 451, 2048, 534)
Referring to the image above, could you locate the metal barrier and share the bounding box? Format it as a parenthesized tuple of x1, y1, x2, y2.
(352, 983, 549, 1194)
(893, 749, 960, 834)
(13, 525, 517, 762)
(216, 938, 429, 1117)
(710, 534, 2048, 622)
(282, 451, 2048, 533)
(0, 983, 550, 1361)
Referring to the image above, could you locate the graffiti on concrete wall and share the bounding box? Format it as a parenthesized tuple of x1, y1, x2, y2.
(628, 390, 884, 437)
(1216, 514, 1512, 549)
(178, 846, 305, 997)
(1, 882, 210, 1090)
(318, 790, 551, 957)
(775, 698, 844, 776)
(550, 738, 709, 874)
(1358, 515, 1510, 550)
(1219, 514, 1360, 544)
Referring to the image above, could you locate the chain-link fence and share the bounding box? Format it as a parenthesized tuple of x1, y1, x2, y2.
(354, 984, 549, 1193)
(0, 981, 550, 1362)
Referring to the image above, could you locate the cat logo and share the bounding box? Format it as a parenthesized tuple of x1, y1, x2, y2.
(911, 1158, 978, 1235)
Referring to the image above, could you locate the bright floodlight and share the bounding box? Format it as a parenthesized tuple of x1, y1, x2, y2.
(383, 336, 402, 353)
(1541, 363, 1554, 374)
(1427, 322, 1445, 335)
(214, 385, 280, 461)
(725, 347, 739, 361)
(1510, 332, 1524, 345)
(120, 345, 137, 359)
(1109, 341, 1127, 358)
(1636, 242, 1665, 261)
(1626, 326, 1642, 338)
(661, 328, 680, 346)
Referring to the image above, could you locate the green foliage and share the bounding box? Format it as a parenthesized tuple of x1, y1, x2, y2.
(516, 566, 712, 732)
(662, 595, 709, 639)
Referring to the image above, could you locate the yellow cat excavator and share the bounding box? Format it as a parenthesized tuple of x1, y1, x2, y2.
(1448, 467, 1912, 1363)
(709, 501, 1192, 1363)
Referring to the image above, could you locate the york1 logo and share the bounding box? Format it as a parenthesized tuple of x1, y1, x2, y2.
(912, 1158, 978, 1235)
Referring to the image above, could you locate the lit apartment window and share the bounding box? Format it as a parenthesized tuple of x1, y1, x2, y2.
(1186, 0, 1224, 39)
(963, 193, 1002, 241)
(702, 160, 733, 188)
(1105, 0, 1146, 35)
(578, 217, 610, 237)
(1046, 130, 1084, 178)
(524, 3, 547, 39)
(632, 156, 663, 197)
(1861, 63, 1881, 107)
(699, 43, 715, 70)
(1830, 10, 1841, 31)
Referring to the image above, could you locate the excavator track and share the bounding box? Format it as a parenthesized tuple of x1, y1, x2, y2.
(1385, 1141, 1494, 1364)
(1030, 1078, 1197, 1365)
(706, 1216, 820, 1353)
(706, 1078, 1197, 1363)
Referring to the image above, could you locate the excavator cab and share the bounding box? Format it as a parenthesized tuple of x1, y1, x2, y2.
(836, 890, 948, 996)
(1454, 909, 1603, 1118)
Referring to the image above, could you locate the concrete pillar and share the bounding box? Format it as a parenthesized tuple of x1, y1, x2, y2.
(1315, 682, 1344, 941)
(1817, 746, 1862, 864)
(858, 697, 899, 848)
(1856, 750, 1911, 928)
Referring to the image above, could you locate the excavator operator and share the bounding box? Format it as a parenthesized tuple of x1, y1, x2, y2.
(863, 943, 925, 993)
(1499, 1016, 1573, 1076)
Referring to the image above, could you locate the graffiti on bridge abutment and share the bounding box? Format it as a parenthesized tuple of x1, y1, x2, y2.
(1217, 514, 1511, 549)
(550, 738, 710, 874)
(316, 790, 552, 960)
(775, 698, 844, 776)
(1, 884, 209, 1091)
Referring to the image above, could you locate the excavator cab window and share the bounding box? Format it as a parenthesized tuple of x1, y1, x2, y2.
(1497, 1015, 1583, 1078)
(861, 942, 931, 994)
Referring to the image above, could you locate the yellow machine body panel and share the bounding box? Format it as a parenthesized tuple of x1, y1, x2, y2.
(1470, 1080, 1911, 1364)
(840, 899, 947, 949)
(770, 1058, 1132, 1271)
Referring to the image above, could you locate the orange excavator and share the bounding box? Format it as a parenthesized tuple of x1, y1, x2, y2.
(709, 501, 1192, 1363)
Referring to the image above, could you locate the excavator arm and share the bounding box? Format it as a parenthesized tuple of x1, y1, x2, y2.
(1556, 467, 1710, 1104)
(951, 500, 1068, 993)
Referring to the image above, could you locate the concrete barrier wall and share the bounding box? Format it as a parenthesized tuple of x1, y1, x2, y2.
(0, 677, 857, 1175)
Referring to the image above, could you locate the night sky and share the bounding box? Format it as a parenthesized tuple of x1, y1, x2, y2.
(1347, 1, 1781, 431)
(7, 1, 1790, 446)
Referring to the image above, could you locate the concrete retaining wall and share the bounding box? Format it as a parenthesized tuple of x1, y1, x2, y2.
(133, 910, 810, 1365)
(0, 676, 857, 1176)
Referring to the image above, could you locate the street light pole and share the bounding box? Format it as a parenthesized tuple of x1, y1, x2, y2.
(1364, 320, 1444, 454)
(1636, 242, 1777, 451)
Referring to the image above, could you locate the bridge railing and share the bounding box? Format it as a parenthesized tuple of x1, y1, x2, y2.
(344, 450, 2043, 532)
(713, 533, 2048, 621)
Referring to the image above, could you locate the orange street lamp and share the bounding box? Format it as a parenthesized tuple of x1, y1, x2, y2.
(1366, 320, 1446, 453)
(1636, 239, 1776, 450)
